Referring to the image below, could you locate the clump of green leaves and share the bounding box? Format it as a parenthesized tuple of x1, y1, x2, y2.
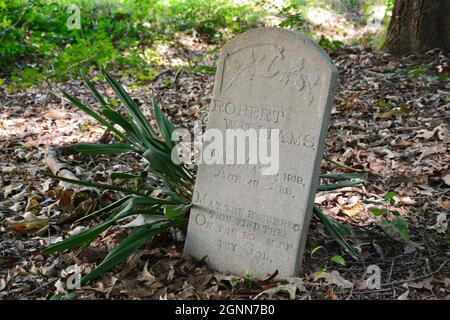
(228, 272, 255, 289)
(367, 191, 410, 242)
(1, 0, 267, 89)
(331, 255, 346, 266)
(378, 99, 396, 110)
(382, 64, 448, 85)
(406, 65, 429, 79)
(319, 37, 344, 52)
(314, 172, 364, 258)
(43, 69, 194, 287)
(278, 3, 307, 31)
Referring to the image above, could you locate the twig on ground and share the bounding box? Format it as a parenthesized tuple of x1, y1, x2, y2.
(17, 279, 58, 300)
(381, 259, 450, 287)
(324, 157, 364, 172)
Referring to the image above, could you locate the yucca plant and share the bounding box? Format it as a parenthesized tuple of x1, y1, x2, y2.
(44, 70, 361, 289)
(43, 70, 194, 286)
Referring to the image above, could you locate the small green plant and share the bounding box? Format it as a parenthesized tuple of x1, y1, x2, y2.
(367, 192, 410, 242)
(229, 277, 240, 289)
(278, 3, 307, 31)
(227, 272, 254, 289)
(43, 69, 194, 287)
(331, 255, 346, 266)
(44, 70, 361, 291)
(378, 100, 396, 110)
(244, 272, 255, 286)
(1, 0, 267, 88)
(319, 37, 344, 52)
(406, 65, 429, 79)
(77, 120, 93, 133)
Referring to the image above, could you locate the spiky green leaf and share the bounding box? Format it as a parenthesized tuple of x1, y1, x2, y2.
(74, 143, 135, 154)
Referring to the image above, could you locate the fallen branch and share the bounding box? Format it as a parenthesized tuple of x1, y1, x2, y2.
(44, 145, 79, 182)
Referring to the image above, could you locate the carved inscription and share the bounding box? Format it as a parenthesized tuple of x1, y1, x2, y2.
(211, 99, 318, 150)
(193, 191, 299, 265)
(221, 44, 321, 105)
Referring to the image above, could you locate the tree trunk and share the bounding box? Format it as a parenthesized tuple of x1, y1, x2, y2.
(384, 0, 450, 54)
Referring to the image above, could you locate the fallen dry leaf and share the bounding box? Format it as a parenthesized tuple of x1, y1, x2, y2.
(315, 192, 340, 204)
(394, 195, 417, 205)
(416, 129, 435, 140)
(44, 110, 70, 120)
(3, 183, 23, 198)
(397, 290, 409, 300)
(0, 279, 6, 292)
(408, 277, 434, 291)
(340, 201, 363, 217)
(254, 284, 298, 300)
(443, 174, 450, 187)
(139, 261, 157, 285)
(427, 213, 448, 234)
(6, 212, 49, 233)
(0, 166, 15, 174)
(314, 271, 353, 289)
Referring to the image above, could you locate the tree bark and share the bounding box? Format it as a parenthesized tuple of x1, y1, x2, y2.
(384, 0, 450, 54)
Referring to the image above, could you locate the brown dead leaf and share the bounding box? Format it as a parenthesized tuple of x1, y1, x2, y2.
(394, 195, 417, 205)
(44, 110, 70, 120)
(58, 189, 74, 208)
(314, 271, 353, 289)
(379, 107, 410, 119)
(7, 212, 49, 233)
(427, 213, 447, 234)
(340, 201, 363, 218)
(397, 289, 409, 300)
(188, 272, 213, 290)
(391, 140, 413, 149)
(315, 192, 340, 204)
(3, 183, 23, 198)
(442, 174, 450, 187)
(416, 129, 435, 140)
(255, 284, 297, 300)
(437, 199, 450, 211)
(139, 261, 156, 285)
(408, 277, 434, 291)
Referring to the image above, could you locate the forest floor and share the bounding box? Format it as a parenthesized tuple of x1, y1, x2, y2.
(0, 38, 449, 300)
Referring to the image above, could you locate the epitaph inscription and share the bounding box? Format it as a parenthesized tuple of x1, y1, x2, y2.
(184, 28, 337, 277)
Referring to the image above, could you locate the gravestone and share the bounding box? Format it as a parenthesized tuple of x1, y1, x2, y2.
(184, 28, 337, 277)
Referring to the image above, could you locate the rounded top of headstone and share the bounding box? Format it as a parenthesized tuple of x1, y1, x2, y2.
(221, 27, 337, 75)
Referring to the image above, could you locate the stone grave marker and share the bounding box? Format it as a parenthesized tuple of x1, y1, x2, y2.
(184, 28, 337, 277)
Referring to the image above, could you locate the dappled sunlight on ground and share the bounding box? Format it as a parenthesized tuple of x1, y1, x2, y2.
(0, 99, 104, 147)
(305, 6, 385, 44)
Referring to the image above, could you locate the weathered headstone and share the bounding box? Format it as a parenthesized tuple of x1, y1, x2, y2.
(184, 28, 337, 277)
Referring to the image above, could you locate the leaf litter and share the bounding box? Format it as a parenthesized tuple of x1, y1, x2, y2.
(0, 38, 449, 299)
